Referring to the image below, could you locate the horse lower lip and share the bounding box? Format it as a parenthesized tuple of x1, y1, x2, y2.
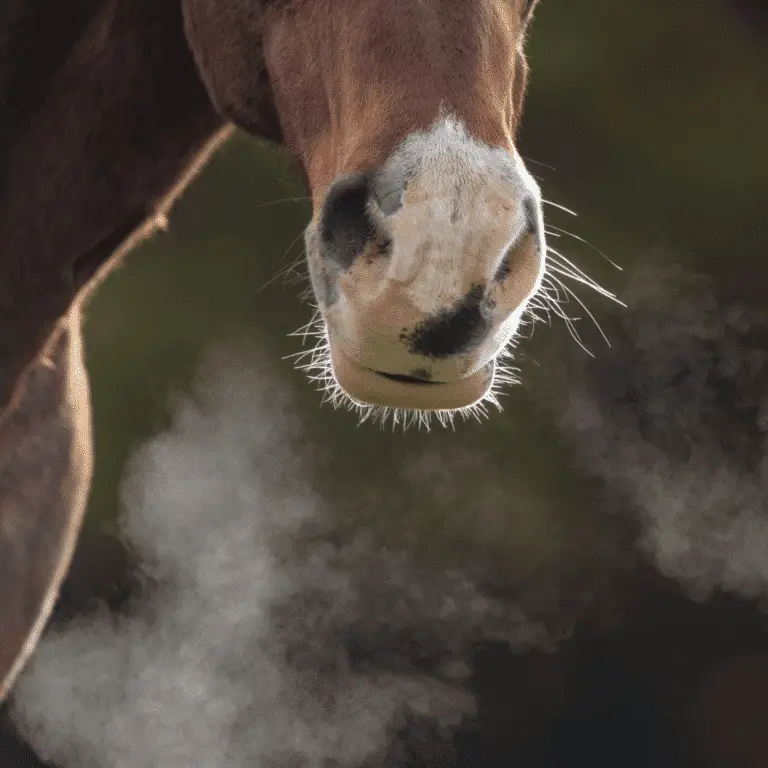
(328, 347, 494, 410)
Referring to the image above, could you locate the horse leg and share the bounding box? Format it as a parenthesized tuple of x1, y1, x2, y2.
(0, 302, 93, 702)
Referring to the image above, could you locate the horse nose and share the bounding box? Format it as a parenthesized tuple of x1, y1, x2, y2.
(315, 172, 541, 364)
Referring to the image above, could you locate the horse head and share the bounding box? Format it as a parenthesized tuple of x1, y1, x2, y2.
(184, 0, 544, 420)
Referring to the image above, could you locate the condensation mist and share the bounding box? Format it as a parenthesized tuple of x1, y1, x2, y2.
(8, 344, 553, 768)
(536, 261, 768, 604)
(7, 261, 768, 766)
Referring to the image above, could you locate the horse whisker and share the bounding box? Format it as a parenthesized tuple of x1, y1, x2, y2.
(250, 195, 311, 210)
(545, 223, 622, 270)
(542, 198, 578, 217)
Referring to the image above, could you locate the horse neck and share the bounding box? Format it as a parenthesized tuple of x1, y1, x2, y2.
(0, 0, 223, 409)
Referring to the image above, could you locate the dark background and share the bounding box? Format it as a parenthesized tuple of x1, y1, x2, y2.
(3, 0, 768, 765)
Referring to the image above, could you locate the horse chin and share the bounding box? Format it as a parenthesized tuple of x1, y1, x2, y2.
(328, 345, 495, 412)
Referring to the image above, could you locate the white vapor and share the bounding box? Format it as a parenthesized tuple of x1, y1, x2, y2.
(9, 342, 551, 767)
(538, 261, 768, 603)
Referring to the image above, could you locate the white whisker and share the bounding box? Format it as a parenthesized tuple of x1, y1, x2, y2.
(545, 261, 623, 305)
(250, 195, 311, 210)
(545, 224, 622, 270)
(546, 248, 625, 306)
(542, 199, 577, 217)
(249, 231, 308, 298)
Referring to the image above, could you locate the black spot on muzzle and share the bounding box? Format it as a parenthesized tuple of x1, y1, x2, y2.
(404, 285, 494, 358)
(319, 171, 378, 269)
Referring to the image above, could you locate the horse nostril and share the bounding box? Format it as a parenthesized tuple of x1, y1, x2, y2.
(319, 171, 378, 269)
(522, 195, 540, 236)
(523, 194, 545, 254)
(494, 194, 543, 283)
(405, 285, 493, 359)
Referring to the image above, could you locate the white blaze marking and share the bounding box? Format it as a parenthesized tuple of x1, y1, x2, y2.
(379, 117, 540, 315)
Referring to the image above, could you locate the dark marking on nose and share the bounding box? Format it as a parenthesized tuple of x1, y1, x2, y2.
(494, 195, 541, 283)
(404, 285, 494, 358)
(319, 172, 378, 269)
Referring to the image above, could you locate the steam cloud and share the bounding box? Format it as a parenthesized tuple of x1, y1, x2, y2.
(9, 343, 550, 768)
(9, 258, 768, 766)
(538, 261, 768, 603)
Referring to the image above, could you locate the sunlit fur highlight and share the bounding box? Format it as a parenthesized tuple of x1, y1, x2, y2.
(283, 197, 625, 431)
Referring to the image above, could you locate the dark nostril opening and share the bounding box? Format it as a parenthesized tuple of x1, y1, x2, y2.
(523, 195, 546, 254)
(495, 195, 543, 282)
(404, 284, 493, 359)
(522, 195, 540, 236)
(319, 172, 378, 269)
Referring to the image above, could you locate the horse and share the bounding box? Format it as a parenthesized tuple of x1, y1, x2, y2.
(0, 0, 546, 701)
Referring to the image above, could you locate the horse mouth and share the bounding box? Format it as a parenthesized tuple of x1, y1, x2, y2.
(373, 371, 441, 385)
(328, 346, 494, 411)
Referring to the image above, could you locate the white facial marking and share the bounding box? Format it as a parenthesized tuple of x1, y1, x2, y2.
(376, 116, 541, 316)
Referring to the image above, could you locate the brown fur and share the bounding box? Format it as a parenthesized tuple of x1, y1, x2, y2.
(259, 0, 533, 205)
(0, 0, 539, 699)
